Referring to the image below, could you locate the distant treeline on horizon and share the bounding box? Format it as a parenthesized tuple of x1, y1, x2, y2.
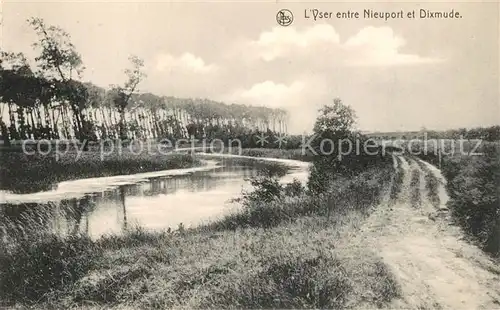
(364, 126, 500, 142)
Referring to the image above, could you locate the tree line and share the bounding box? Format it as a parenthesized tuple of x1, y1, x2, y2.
(0, 18, 289, 147)
(424, 126, 500, 142)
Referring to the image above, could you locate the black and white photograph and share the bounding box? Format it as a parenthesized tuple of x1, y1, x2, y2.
(0, 1, 499, 309)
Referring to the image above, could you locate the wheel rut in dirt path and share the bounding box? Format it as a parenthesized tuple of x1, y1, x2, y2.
(355, 156, 500, 310)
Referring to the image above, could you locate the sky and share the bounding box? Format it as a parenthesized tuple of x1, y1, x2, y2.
(2, 0, 499, 134)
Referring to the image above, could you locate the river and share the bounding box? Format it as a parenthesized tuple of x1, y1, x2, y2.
(0, 155, 309, 240)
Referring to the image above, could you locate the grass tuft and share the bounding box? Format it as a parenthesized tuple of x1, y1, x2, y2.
(0, 234, 101, 304)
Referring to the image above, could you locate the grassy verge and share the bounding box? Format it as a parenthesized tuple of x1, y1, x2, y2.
(0, 154, 401, 309)
(0, 150, 201, 193)
(204, 158, 392, 231)
(210, 147, 315, 162)
(439, 142, 500, 255)
(414, 141, 500, 256)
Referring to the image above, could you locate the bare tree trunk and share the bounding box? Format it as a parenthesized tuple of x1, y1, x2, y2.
(0, 103, 10, 146)
(51, 107, 59, 139)
(119, 109, 127, 140)
(29, 109, 37, 139)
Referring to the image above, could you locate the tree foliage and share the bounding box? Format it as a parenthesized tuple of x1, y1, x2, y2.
(308, 99, 357, 192)
(29, 17, 84, 81)
(111, 55, 146, 140)
(307, 98, 388, 193)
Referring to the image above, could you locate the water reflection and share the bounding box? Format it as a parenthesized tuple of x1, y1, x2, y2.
(0, 163, 294, 240)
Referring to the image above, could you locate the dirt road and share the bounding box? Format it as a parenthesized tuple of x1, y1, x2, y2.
(357, 156, 500, 309)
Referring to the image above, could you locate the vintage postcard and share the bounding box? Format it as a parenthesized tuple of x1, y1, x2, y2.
(0, 1, 499, 308)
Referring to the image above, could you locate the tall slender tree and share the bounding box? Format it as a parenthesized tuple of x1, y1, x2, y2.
(111, 55, 146, 140)
(29, 17, 87, 142)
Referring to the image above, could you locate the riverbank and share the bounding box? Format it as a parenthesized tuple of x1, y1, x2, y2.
(0, 152, 401, 309)
(0, 150, 201, 194)
(0, 148, 307, 194)
(230, 148, 314, 161)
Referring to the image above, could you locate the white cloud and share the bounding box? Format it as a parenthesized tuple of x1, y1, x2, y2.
(222, 79, 326, 133)
(343, 26, 443, 66)
(344, 26, 405, 51)
(226, 80, 305, 108)
(155, 52, 216, 73)
(239, 24, 442, 66)
(247, 24, 341, 61)
(144, 52, 221, 99)
(237, 80, 306, 104)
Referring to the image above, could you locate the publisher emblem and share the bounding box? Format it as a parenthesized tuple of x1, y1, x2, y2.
(276, 9, 293, 27)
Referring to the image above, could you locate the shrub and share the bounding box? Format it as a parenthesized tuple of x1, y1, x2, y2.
(209, 157, 393, 231)
(244, 177, 284, 204)
(284, 179, 305, 197)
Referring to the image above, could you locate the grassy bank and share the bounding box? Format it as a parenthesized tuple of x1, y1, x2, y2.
(440, 142, 500, 255)
(0, 154, 401, 309)
(413, 141, 500, 256)
(0, 150, 201, 193)
(199, 147, 314, 162)
(236, 148, 314, 161)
